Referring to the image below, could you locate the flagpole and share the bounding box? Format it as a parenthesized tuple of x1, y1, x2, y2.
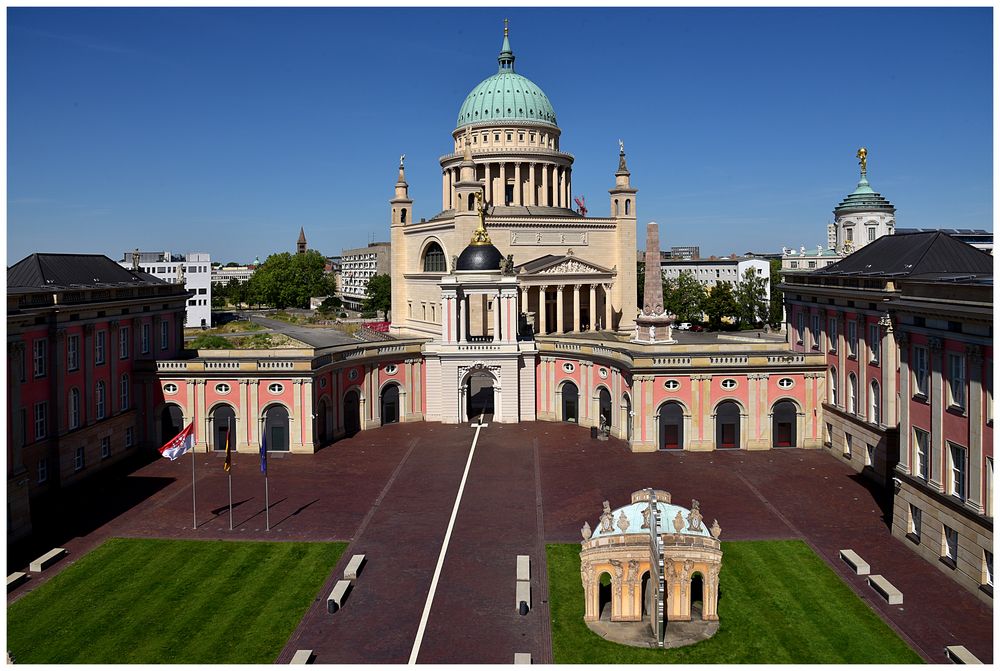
(191, 420, 197, 530)
(228, 417, 233, 531)
(265, 472, 270, 532)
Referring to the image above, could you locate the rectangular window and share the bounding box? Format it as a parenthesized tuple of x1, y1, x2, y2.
(846, 228, 854, 242)
(948, 353, 966, 409)
(825, 422, 833, 446)
(987, 457, 994, 518)
(75, 446, 85, 471)
(101, 436, 111, 459)
(865, 443, 874, 467)
(161, 320, 169, 350)
(868, 227, 876, 242)
(125, 426, 134, 449)
(914, 428, 929, 480)
(868, 323, 880, 363)
(69, 390, 80, 429)
(120, 376, 129, 411)
(828, 317, 838, 352)
(810, 314, 820, 349)
(847, 320, 857, 357)
(796, 312, 805, 344)
(985, 551, 994, 587)
(67, 334, 80, 371)
(949, 442, 967, 501)
(33, 402, 47, 440)
(119, 327, 130, 359)
(141, 323, 150, 354)
(913, 346, 928, 396)
(943, 525, 959, 563)
(908, 504, 921, 540)
(33, 339, 47, 378)
(844, 433, 853, 459)
(96, 330, 106, 364)
(37, 458, 48, 484)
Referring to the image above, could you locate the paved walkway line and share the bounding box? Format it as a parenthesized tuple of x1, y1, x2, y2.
(350, 438, 420, 542)
(408, 419, 484, 664)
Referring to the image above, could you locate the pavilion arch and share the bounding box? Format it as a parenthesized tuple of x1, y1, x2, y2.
(419, 237, 449, 274)
(379, 380, 403, 426)
(770, 397, 803, 449)
(461, 367, 497, 422)
(620, 392, 633, 442)
(342, 384, 364, 437)
(557, 379, 579, 423)
(158, 402, 185, 445)
(208, 402, 237, 451)
(316, 393, 334, 445)
(591, 384, 612, 430)
(713, 399, 747, 450)
(261, 402, 291, 452)
(656, 399, 691, 450)
(690, 571, 706, 620)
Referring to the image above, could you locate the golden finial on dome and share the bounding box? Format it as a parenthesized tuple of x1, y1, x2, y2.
(470, 191, 492, 246)
(856, 146, 867, 175)
(504, 18, 509, 37)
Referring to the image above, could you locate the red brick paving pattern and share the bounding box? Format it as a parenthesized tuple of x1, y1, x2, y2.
(9, 421, 993, 663)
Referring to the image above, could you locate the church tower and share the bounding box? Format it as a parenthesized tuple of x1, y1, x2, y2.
(297, 227, 308, 254)
(609, 143, 638, 333)
(389, 156, 413, 335)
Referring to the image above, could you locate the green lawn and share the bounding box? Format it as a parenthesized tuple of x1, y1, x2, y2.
(547, 540, 923, 664)
(7, 538, 346, 664)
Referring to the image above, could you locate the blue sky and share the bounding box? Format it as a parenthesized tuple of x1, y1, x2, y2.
(7, 7, 993, 265)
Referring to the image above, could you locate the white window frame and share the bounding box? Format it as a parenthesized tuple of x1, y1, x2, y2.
(844, 433, 853, 459)
(33, 339, 47, 378)
(810, 314, 820, 350)
(914, 428, 929, 481)
(69, 388, 80, 429)
(34, 401, 47, 440)
(67, 334, 80, 371)
(913, 346, 928, 397)
(865, 443, 874, 467)
(948, 442, 967, 502)
(847, 320, 857, 357)
(869, 379, 881, 425)
(141, 323, 150, 354)
(908, 504, 921, 539)
(986, 457, 994, 518)
(119, 326, 130, 359)
(120, 374, 129, 411)
(985, 550, 994, 588)
(160, 320, 169, 350)
(828, 317, 838, 353)
(868, 323, 880, 363)
(125, 426, 134, 449)
(943, 525, 959, 563)
(96, 381, 106, 420)
(829, 367, 838, 405)
(948, 353, 966, 410)
(96, 330, 106, 364)
(101, 436, 111, 459)
(848, 373, 858, 414)
(37, 458, 48, 484)
(74, 446, 85, 471)
(796, 312, 805, 345)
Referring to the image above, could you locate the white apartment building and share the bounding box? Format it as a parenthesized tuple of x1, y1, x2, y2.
(211, 265, 255, 284)
(661, 257, 771, 301)
(340, 242, 391, 311)
(120, 250, 212, 328)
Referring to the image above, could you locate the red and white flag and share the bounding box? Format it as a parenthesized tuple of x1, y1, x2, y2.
(159, 423, 195, 461)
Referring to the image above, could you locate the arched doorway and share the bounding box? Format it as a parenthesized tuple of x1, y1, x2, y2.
(659, 402, 684, 450)
(466, 370, 495, 421)
(623, 394, 633, 442)
(210, 404, 236, 451)
(691, 572, 705, 620)
(160, 404, 183, 444)
(772, 400, 798, 448)
(641, 570, 651, 617)
(263, 405, 289, 452)
(344, 390, 361, 437)
(598, 388, 612, 430)
(561, 381, 579, 423)
(316, 397, 331, 444)
(716, 401, 741, 449)
(598, 571, 613, 620)
(381, 384, 400, 425)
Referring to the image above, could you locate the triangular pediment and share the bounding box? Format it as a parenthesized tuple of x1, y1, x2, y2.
(516, 254, 614, 277)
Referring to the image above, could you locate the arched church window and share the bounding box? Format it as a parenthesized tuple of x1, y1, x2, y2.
(625, 199, 631, 215)
(468, 194, 474, 211)
(423, 243, 446, 273)
(614, 199, 619, 216)
(400, 208, 407, 224)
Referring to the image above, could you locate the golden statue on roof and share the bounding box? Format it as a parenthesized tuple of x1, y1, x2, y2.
(470, 190, 492, 246)
(856, 147, 867, 175)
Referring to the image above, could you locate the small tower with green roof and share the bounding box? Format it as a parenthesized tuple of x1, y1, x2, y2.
(833, 147, 896, 254)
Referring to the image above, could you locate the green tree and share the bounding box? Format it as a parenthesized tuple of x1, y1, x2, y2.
(768, 258, 784, 327)
(225, 261, 240, 267)
(636, 261, 645, 307)
(704, 282, 738, 330)
(187, 334, 233, 350)
(245, 250, 330, 309)
(665, 270, 707, 323)
(734, 266, 768, 328)
(364, 274, 392, 320)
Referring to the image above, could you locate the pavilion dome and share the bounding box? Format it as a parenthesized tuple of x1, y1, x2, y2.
(455, 27, 558, 130)
(834, 174, 895, 215)
(455, 241, 504, 272)
(591, 501, 713, 539)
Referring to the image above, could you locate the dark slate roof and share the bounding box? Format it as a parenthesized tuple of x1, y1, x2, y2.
(7, 253, 163, 289)
(812, 232, 993, 280)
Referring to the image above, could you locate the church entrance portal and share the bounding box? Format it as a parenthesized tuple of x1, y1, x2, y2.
(466, 371, 495, 422)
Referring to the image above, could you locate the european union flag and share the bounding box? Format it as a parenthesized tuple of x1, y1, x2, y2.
(260, 430, 268, 474)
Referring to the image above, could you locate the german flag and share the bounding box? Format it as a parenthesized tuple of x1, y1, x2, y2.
(223, 430, 232, 473)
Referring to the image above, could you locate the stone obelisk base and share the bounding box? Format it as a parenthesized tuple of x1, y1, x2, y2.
(632, 314, 675, 344)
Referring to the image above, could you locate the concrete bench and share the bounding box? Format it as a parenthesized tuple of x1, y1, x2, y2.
(344, 554, 366, 581)
(839, 549, 870, 575)
(514, 652, 532, 664)
(327, 580, 352, 613)
(29, 548, 66, 572)
(7, 572, 28, 592)
(516, 555, 530, 582)
(516, 579, 531, 612)
(289, 650, 313, 664)
(945, 645, 982, 664)
(867, 574, 902, 605)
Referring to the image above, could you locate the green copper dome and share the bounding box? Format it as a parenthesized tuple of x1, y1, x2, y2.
(834, 173, 895, 215)
(455, 27, 557, 130)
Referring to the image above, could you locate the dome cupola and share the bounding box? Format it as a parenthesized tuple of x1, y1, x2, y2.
(834, 147, 895, 215)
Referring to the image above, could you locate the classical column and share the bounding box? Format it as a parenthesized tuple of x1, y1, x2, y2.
(451, 167, 458, 210)
(484, 162, 492, 204)
(967, 344, 984, 513)
(521, 287, 529, 326)
(881, 315, 898, 426)
(928, 337, 944, 491)
(837, 315, 846, 409)
(572, 284, 581, 332)
(542, 164, 550, 206)
(555, 166, 563, 207)
(514, 162, 522, 206)
(457, 294, 466, 343)
(588, 285, 597, 331)
(604, 283, 613, 332)
(442, 170, 449, 211)
(538, 287, 547, 334)
(492, 293, 501, 341)
(565, 168, 572, 208)
(529, 162, 537, 206)
(499, 162, 507, 205)
(897, 333, 911, 474)
(292, 379, 303, 449)
(556, 285, 565, 333)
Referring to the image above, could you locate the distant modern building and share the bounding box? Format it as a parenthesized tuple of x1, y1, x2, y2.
(340, 242, 391, 311)
(6, 253, 189, 542)
(670, 245, 700, 260)
(897, 228, 992, 254)
(119, 251, 212, 328)
(781, 245, 843, 271)
(211, 265, 255, 285)
(660, 256, 771, 301)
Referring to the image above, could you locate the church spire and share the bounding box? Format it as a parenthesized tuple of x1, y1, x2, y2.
(498, 19, 515, 71)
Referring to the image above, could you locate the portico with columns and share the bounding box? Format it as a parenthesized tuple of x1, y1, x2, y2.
(515, 254, 616, 334)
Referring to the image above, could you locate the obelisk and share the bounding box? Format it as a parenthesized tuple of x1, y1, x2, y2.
(632, 222, 675, 344)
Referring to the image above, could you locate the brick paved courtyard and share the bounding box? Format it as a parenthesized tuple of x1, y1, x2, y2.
(8, 422, 993, 663)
